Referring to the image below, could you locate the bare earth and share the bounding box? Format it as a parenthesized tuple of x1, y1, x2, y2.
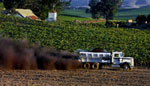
(0, 68, 150, 86)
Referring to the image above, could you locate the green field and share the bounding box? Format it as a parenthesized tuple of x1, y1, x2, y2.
(60, 9, 91, 18)
(116, 7, 150, 20)
(61, 7, 150, 21)
(0, 15, 149, 66)
(59, 9, 96, 22)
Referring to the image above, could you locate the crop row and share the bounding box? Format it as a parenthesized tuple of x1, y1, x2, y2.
(0, 15, 150, 66)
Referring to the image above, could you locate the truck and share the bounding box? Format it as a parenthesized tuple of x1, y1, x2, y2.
(78, 51, 134, 70)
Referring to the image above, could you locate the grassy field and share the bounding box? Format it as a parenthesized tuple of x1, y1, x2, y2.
(61, 7, 150, 20)
(59, 9, 98, 22)
(116, 6, 150, 20)
(60, 9, 91, 18)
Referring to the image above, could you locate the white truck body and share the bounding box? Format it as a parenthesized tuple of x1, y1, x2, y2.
(78, 51, 134, 69)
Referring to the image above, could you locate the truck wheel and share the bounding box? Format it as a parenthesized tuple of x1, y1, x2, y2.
(92, 63, 99, 69)
(83, 63, 90, 69)
(122, 64, 130, 71)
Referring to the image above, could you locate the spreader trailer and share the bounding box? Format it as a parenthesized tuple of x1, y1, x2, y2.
(78, 51, 134, 70)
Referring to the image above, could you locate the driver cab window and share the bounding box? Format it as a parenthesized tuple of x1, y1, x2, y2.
(114, 54, 120, 57)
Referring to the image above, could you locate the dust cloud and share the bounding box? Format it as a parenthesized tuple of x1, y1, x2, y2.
(0, 38, 81, 70)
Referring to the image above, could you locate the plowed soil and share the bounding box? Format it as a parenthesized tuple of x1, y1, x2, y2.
(0, 67, 150, 86)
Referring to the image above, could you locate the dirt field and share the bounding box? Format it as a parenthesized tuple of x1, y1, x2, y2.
(0, 67, 150, 86)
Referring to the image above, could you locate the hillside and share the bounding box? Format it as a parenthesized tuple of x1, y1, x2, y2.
(61, 6, 150, 20)
(0, 15, 149, 66)
(116, 6, 150, 20)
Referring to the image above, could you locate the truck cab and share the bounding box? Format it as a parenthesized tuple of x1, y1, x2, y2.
(112, 52, 134, 70)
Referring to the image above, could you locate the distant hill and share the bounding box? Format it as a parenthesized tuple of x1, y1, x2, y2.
(70, 0, 150, 9)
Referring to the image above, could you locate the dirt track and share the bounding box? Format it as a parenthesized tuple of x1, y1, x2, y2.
(0, 68, 150, 86)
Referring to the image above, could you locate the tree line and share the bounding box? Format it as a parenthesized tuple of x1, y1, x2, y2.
(136, 15, 150, 25)
(2, 0, 71, 20)
(2, 0, 122, 22)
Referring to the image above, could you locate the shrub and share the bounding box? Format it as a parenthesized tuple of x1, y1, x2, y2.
(147, 14, 150, 23)
(136, 15, 147, 25)
(106, 20, 117, 27)
(106, 20, 127, 27)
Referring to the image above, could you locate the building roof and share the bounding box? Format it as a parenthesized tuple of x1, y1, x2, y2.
(27, 16, 38, 20)
(15, 9, 40, 20)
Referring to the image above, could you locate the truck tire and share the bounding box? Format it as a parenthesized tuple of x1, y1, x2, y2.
(122, 64, 130, 71)
(92, 63, 99, 69)
(83, 63, 90, 69)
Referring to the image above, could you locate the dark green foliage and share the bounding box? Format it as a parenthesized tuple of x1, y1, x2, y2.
(96, 0, 121, 20)
(105, 20, 117, 27)
(89, 0, 122, 26)
(85, 8, 90, 13)
(0, 15, 150, 66)
(2, 0, 72, 20)
(106, 20, 127, 27)
(3, 0, 33, 10)
(136, 15, 147, 25)
(89, 0, 122, 20)
(147, 15, 150, 23)
(3, 0, 15, 10)
(89, 0, 100, 19)
(28, 0, 71, 20)
(13, 0, 30, 8)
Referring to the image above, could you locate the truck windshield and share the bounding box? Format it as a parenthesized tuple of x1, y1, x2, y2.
(115, 54, 119, 57)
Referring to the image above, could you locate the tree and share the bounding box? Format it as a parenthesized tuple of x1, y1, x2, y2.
(3, 0, 71, 20)
(96, 0, 122, 20)
(136, 15, 147, 25)
(31, 0, 72, 20)
(3, 0, 33, 12)
(3, 0, 15, 10)
(14, 0, 34, 8)
(89, 0, 100, 19)
(41, 0, 71, 12)
(89, 0, 122, 26)
(147, 14, 150, 23)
